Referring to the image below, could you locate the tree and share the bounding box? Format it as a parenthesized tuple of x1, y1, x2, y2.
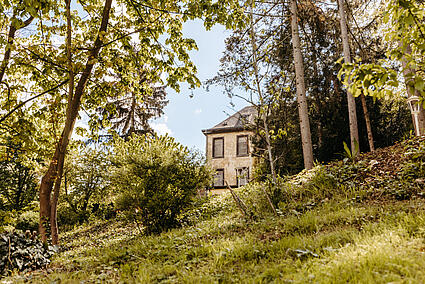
(338, 0, 360, 155)
(400, 44, 425, 136)
(214, 0, 410, 177)
(338, 0, 425, 136)
(387, 0, 425, 135)
(59, 144, 110, 225)
(0, 0, 247, 243)
(111, 134, 211, 234)
(98, 67, 168, 137)
(248, 5, 277, 183)
(209, 0, 314, 171)
(289, 0, 313, 169)
(0, 143, 37, 211)
(338, 0, 376, 152)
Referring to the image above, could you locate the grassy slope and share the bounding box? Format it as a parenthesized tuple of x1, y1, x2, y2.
(9, 137, 425, 283)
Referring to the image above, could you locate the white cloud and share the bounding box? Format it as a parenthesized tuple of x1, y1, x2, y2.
(194, 108, 202, 115)
(151, 123, 172, 136)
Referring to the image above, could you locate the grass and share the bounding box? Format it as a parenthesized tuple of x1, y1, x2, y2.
(4, 137, 425, 283)
(8, 199, 425, 283)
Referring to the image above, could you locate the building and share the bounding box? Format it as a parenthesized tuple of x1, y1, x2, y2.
(202, 106, 257, 193)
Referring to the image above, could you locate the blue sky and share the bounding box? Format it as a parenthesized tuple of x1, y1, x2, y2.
(151, 20, 248, 153)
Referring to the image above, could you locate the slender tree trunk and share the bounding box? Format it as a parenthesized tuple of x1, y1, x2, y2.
(50, 159, 63, 245)
(39, 0, 113, 243)
(401, 44, 425, 136)
(338, 0, 359, 156)
(48, 0, 76, 246)
(0, 15, 34, 83)
(360, 94, 375, 151)
(248, 5, 277, 183)
(289, 0, 314, 169)
(248, 4, 277, 215)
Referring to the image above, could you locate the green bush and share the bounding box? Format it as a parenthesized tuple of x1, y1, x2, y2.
(91, 202, 116, 220)
(15, 210, 39, 232)
(111, 134, 211, 234)
(401, 138, 425, 180)
(0, 151, 38, 211)
(58, 145, 111, 227)
(0, 232, 56, 275)
(57, 205, 86, 229)
(0, 210, 15, 233)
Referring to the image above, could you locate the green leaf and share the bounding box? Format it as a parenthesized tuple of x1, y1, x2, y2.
(414, 78, 425, 91)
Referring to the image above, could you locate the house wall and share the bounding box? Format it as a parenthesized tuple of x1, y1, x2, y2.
(206, 130, 254, 188)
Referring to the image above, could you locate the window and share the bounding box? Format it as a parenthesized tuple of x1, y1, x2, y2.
(214, 169, 224, 187)
(236, 167, 249, 187)
(213, 137, 224, 158)
(237, 135, 249, 156)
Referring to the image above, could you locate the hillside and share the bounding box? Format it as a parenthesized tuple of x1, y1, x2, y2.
(5, 137, 425, 283)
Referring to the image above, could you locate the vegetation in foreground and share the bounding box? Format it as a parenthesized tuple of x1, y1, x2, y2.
(1, 136, 423, 283)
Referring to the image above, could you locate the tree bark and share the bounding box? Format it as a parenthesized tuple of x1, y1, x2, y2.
(360, 93, 375, 151)
(338, 0, 360, 156)
(401, 44, 425, 136)
(289, 0, 314, 170)
(39, 0, 113, 243)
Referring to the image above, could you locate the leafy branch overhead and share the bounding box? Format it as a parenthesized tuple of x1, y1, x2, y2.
(338, 0, 425, 99)
(1, 0, 249, 244)
(337, 57, 399, 99)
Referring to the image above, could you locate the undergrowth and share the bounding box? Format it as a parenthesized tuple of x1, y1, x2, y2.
(4, 137, 425, 283)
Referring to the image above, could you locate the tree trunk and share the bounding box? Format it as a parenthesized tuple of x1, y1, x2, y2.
(248, 4, 277, 215)
(359, 94, 375, 151)
(248, 6, 277, 183)
(289, 0, 314, 170)
(401, 44, 425, 136)
(338, 0, 359, 156)
(50, 160, 63, 245)
(47, 0, 74, 246)
(39, 0, 113, 244)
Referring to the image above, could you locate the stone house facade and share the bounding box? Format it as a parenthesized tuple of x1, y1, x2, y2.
(202, 106, 257, 194)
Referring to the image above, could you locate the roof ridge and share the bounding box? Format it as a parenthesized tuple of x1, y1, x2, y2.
(202, 106, 257, 135)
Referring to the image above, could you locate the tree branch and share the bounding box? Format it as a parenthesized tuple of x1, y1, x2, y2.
(0, 80, 69, 125)
(0, 14, 34, 83)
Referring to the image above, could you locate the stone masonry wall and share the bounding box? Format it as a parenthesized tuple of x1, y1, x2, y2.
(206, 130, 254, 187)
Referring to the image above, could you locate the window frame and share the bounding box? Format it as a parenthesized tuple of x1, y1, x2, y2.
(236, 167, 249, 187)
(212, 137, 224, 158)
(214, 169, 225, 187)
(236, 135, 249, 157)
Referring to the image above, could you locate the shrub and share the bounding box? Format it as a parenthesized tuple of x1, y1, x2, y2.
(111, 134, 211, 234)
(91, 202, 116, 220)
(0, 232, 56, 275)
(401, 138, 425, 180)
(58, 145, 111, 227)
(0, 210, 15, 233)
(0, 152, 37, 211)
(15, 210, 39, 232)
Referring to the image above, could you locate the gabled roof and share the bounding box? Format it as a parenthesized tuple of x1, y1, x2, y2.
(202, 106, 257, 135)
